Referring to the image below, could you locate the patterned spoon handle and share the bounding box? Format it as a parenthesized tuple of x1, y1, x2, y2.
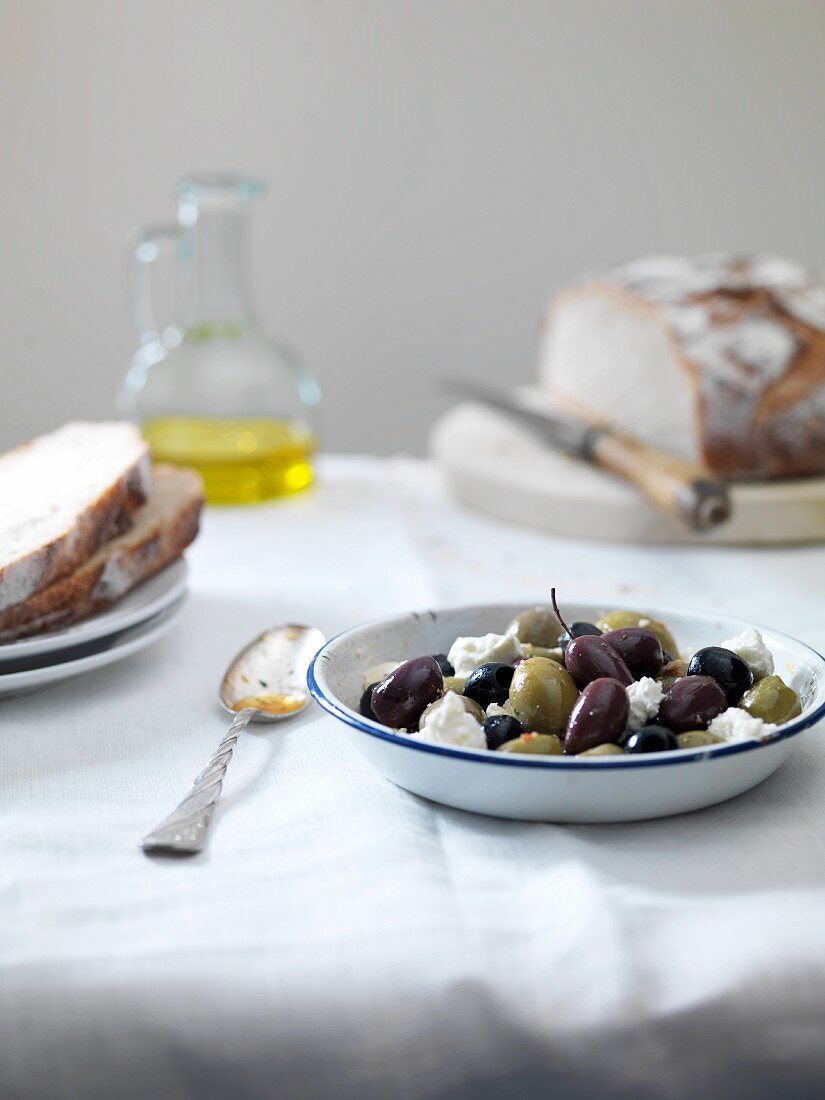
(141, 707, 255, 855)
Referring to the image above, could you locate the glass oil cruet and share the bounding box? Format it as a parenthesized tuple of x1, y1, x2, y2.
(119, 173, 320, 504)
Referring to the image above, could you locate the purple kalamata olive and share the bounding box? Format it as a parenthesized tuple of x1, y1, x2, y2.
(370, 656, 443, 729)
(658, 675, 727, 733)
(563, 677, 630, 755)
(559, 621, 602, 653)
(565, 635, 634, 688)
(599, 627, 664, 679)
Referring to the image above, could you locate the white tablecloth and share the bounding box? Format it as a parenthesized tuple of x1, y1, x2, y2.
(2, 457, 825, 1100)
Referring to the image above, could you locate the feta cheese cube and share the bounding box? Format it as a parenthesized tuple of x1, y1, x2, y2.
(708, 707, 778, 743)
(625, 677, 665, 732)
(718, 628, 774, 680)
(411, 691, 486, 749)
(447, 633, 523, 678)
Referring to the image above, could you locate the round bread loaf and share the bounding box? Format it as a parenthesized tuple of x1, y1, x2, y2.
(539, 254, 825, 479)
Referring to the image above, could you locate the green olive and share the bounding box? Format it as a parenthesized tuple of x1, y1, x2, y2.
(577, 743, 624, 757)
(508, 656, 579, 735)
(596, 610, 678, 657)
(506, 607, 561, 648)
(487, 701, 516, 719)
(676, 730, 724, 749)
(498, 732, 563, 755)
(657, 659, 689, 693)
(739, 675, 801, 725)
(521, 643, 564, 664)
(418, 692, 484, 729)
(443, 675, 466, 694)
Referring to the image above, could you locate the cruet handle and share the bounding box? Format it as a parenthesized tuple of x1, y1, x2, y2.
(130, 223, 183, 346)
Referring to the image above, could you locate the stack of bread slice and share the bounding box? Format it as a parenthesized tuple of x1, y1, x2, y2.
(0, 422, 203, 641)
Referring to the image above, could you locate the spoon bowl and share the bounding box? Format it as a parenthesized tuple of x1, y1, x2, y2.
(219, 624, 325, 722)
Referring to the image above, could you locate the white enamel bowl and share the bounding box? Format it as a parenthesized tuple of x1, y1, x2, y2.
(309, 601, 825, 823)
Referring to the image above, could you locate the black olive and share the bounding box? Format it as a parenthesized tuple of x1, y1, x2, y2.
(463, 662, 515, 710)
(483, 714, 523, 750)
(359, 683, 379, 719)
(623, 725, 680, 753)
(432, 653, 455, 677)
(687, 646, 753, 705)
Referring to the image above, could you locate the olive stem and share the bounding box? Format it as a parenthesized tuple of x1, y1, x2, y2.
(551, 588, 572, 637)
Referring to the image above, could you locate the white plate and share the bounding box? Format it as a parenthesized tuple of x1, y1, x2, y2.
(431, 402, 825, 545)
(0, 559, 188, 663)
(0, 596, 186, 697)
(309, 600, 825, 823)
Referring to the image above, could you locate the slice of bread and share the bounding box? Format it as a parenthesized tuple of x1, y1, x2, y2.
(0, 422, 151, 612)
(0, 465, 204, 640)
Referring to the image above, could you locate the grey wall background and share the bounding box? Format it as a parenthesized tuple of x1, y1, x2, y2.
(1, 0, 824, 454)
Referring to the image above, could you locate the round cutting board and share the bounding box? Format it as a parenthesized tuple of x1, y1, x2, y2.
(430, 403, 825, 545)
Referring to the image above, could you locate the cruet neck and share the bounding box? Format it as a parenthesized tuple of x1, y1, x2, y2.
(175, 173, 263, 333)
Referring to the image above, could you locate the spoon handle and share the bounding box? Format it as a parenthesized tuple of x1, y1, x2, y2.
(141, 707, 255, 855)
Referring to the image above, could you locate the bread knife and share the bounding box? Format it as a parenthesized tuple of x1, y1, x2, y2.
(442, 379, 731, 532)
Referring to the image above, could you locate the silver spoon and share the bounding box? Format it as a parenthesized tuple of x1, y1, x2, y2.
(141, 623, 325, 855)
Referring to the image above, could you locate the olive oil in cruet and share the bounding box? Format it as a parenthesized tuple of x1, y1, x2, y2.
(120, 173, 320, 504)
(141, 416, 316, 505)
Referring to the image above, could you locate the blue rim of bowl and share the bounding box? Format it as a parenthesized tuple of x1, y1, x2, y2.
(307, 604, 825, 770)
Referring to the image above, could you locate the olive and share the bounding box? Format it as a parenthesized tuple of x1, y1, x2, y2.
(508, 656, 579, 735)
(658, 675, 727, 733)
(371, 656, 443, 729)
(463, 662, 515, 710)
(498, 732, 563, 755)
(485, 702, 514, 718)
(676, 730, 724, 749)
(419, 692, 485, 728)
(432, 653, 455, 677)
(657, 658, 689, 693)
(521, 643, 565, 663)
(596, 611, 678, 658)
(624, 725, 680, 753)
(563, 677, 630, 755)
(599, 628, 664, 679)
(565, 635, 633, 688)
(359, 682, 379, 719)
(687, 646, 753, 705)
(559, 621, 602, 653)
(507, 607, 560, 648)
(483, 714, 524, 750)
(739, 675, 801, 725)
(578, 743, 624, 757)
(443, 675, 466, 694)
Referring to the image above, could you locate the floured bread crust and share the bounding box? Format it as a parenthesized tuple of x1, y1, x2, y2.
(541, 254, 825, 478)
(0, 465, 203, 640)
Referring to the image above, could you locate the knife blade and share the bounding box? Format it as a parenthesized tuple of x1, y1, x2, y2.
(441, 377, 731, 532)
(442, 378, 606, 459)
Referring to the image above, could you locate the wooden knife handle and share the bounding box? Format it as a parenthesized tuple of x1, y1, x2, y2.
(590, 429, 731, 532)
